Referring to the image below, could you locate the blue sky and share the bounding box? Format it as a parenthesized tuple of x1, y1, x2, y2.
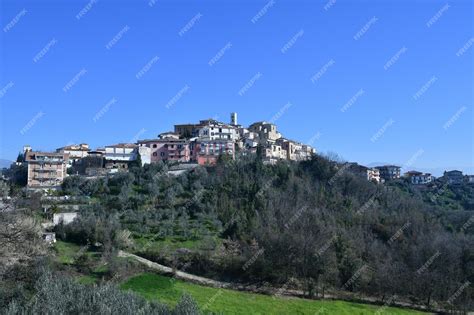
(0, 0, 473, 175)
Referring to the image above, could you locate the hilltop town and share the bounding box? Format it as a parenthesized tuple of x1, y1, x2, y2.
(9, 112, 474, 189)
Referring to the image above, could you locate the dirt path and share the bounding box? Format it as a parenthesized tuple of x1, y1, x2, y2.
(118, 250, 439, 314)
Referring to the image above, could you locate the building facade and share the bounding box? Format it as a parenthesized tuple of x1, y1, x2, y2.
(404, 171, 434, 185)
(138, 138, 191, 163)
(25, 151, 69, 188)
(56, 143, 90, 166)
(191, 139, 235, 165)
(104, 143, 138, 170)
(375, 165, 401, 181)
(443, 170, 464, 184)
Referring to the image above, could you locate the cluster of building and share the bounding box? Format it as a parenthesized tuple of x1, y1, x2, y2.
(22, 113, 316, 188)
(19, 112, 474, 189)
(345, 163, 474, 185)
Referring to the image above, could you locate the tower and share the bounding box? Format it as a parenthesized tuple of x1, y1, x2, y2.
(230, 112, 238, 126)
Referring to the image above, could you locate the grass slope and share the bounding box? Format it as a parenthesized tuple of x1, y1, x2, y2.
(121, 273, 427, 315)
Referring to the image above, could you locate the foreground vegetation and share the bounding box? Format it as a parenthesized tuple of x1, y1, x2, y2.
(121, 273, 426, 315)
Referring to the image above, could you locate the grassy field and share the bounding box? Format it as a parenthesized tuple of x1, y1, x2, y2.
(121, 273, 427, 315)
(133, 235, 221, 253)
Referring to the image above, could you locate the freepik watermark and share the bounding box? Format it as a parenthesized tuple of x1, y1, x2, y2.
(93, 97, 117, 122)
(105, 25, 130, 50)
(281, 29, 304, 53)
(136, 56, 159, 79)
(413, 76, 437, 100)
(353, 17, 378, 40)
(130, 128, 146, 143)
(402, 148, 424, 171)
(63, 69, 87, 92)
(269, 102, 292, 124)
(33, 38, 58, 63)
(208, 42, 232, 66)
(426, 4, 450, 27)
(20, 112, 44, 135)
(307, 131, 322, 146)
(323, 0, 336, 11)
(416, 251, 440, 275)
(310, 59, 335, 83)
(370, 118, 394, 143)
(387, 222, 411, 244)
(76, 0, 98, 20)
(456, 37, 474, 57)
(178, 13, 202, 36)
(238, 72, 262, 96)
(0, 81, 14, 99)
(165, 85, 190, 109)
(3, 9, 27, 33)
(443, 106, 467, 130)
(284, 206, 308, 229)
(384, 47, 407, 70)
(340, 89, 364, 113)
(251, 0, 275, 24)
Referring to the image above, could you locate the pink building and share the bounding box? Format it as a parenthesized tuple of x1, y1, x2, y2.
(138, 138, 191, 163)
(191, 139, 235, 165)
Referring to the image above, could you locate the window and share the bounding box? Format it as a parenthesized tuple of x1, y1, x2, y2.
(153, 144, 157, 148)
(160, 152, 165, 157)
(153, 152, 157, 156)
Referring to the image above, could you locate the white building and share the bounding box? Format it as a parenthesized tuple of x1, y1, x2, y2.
(56, 143, 90, 166)
(53, 212, 78, 225)
(104, 143, 138, 170)
(198, 119, 239, 141)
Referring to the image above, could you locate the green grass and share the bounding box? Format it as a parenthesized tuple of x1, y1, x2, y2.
(54, 240, 82, 264)
(121, 273, 427, 315)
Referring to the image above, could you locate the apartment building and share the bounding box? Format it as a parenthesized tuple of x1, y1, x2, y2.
(137, 137, 191, 163)
(443, 170, 464, 185)
(191, 139, 235, 165)
(197, 119, 239, 141)
(25, 151, 69, 188)
(404, 171, 434, 185)
(375, 165, 401, 181)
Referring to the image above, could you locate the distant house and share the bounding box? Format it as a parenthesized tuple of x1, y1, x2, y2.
(375, 165, 401, 181)
(249, 121, 281, 143)
(137, 137, 191, 163)
(25, 151, 69, 188)
(56, 143, 90, 166)
(443, 170, 464, 185)
(53, 212, 78, 225)
(278, 138, 314, 161)
(345, 163, 381, 183)
(197, 119, 239, 142)
(262, 143, 287, 164)
(104, 143, 138, 171)
(404, 171, 434, 185)
(367, 168, 381, 183)
(191, 139, 235, 165)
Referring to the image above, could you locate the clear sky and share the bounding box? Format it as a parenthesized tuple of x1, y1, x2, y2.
(1, 0, 473, 175)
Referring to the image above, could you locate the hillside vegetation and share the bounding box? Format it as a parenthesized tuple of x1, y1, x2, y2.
(53, 154, 473, 312)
